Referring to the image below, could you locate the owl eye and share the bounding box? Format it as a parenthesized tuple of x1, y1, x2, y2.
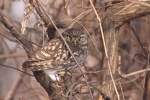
(67, 35, 72, 40)
(78, 37, 84, 41)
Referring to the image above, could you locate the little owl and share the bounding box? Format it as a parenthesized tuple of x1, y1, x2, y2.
(22, 28, 88, 78)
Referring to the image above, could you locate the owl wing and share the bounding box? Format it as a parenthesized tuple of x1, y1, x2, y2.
(33, 39, 64, 60)
(22, 39, 69, 71)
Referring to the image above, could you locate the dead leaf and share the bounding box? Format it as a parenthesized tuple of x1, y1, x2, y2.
(21, 3, 33, 34)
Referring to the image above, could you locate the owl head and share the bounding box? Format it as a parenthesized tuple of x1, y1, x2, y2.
(62, 28, 88, 50)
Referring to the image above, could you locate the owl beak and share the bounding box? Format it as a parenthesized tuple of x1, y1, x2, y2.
(73, 40, 77, 45)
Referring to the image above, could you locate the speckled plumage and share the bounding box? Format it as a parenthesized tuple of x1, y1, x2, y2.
(22, 28, 88, 76)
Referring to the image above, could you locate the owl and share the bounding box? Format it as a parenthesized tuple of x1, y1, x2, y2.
(22, 28, 88, 77)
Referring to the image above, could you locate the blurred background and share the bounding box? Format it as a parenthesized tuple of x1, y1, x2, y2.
(0, 0, 150, 100)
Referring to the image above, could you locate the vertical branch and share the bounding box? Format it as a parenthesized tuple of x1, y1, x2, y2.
(101, 24, 119, 98)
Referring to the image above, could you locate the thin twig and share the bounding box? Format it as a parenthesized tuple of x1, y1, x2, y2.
(0, 64, 33, 76)
(129, 22, 147, 56)
(67, 9, 93, 28)
(142, 43, 150, 99)
(0, 32, 41, 47)
(119, 81, 125, 100)
(64, 0, 70, 9)
(118, 67, 150, 79)
(0, 54, 26, 59)
(114, 2, 134, 15)
(4, 75, 23, 100)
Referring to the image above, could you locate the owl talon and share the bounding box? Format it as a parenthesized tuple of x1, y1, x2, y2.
(57, 71, 72, 77)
